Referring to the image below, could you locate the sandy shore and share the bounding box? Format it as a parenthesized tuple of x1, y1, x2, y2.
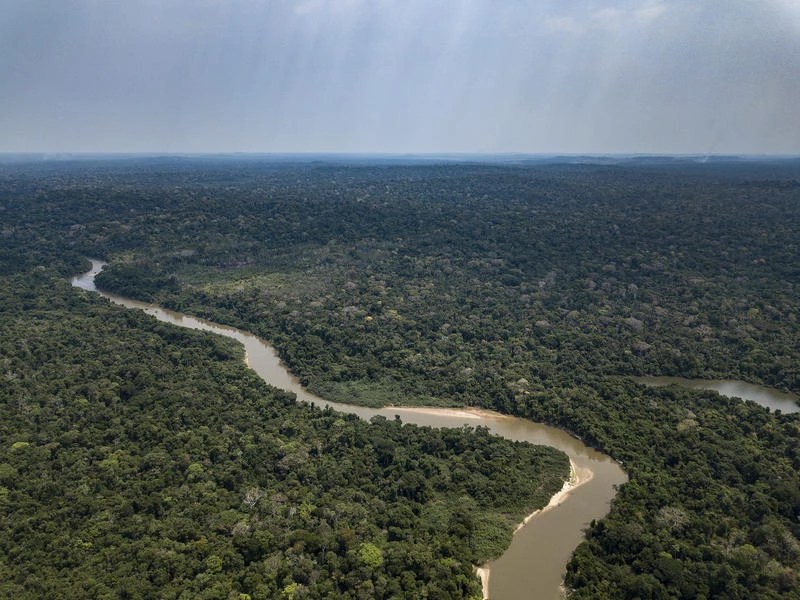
(393, 405, 597, 599)
(513, 459, 593, 534)
(475, 458, 594, 599)
(475, 565, 491, 599)
(389, 405, 509, 420)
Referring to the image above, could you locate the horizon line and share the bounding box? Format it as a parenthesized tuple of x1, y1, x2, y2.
(2, 151, 800, 160)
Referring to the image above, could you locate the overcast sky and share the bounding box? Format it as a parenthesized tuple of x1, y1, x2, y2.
(2, 0, 798, 154)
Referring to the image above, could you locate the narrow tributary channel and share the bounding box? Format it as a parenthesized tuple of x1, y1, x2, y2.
(72, 260, 627, 600)
(634, 376, 799, 414)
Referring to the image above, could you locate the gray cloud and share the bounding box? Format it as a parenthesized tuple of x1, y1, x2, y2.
(1, 0, 798, 153)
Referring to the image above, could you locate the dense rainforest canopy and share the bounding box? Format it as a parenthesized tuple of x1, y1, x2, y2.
(0, 258, 570, 600)
(1, 156, 799, 598)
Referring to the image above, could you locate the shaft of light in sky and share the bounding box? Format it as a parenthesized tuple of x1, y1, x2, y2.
(0, 0, 798, 154)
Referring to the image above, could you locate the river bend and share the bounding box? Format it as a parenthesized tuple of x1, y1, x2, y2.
(72, 260, 627, 600)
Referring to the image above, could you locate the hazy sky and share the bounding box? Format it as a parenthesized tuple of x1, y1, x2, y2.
(2, 0, 799, 154)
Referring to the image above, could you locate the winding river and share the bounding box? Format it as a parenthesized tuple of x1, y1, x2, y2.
(72, 260, 626, 600)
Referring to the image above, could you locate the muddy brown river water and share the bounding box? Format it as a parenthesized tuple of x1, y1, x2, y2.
(73, 260, 626, 599)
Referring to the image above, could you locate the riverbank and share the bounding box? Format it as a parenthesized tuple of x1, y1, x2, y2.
(389, 406, 511, 421)
(474, 459, 592, 599)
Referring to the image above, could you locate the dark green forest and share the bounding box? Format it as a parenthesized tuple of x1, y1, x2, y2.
(0, 262, 568, 599)
(1, 156, 799, 598)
